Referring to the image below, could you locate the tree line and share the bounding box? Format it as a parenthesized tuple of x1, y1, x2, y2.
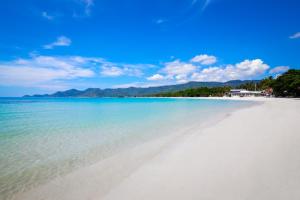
(153, 87, 231, 97)
(238, 69, 300, 97)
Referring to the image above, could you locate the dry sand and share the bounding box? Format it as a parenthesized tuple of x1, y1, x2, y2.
(103, 98, 300, 200)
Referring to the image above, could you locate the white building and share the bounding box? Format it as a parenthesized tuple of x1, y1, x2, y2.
(229, 89, 263, 97)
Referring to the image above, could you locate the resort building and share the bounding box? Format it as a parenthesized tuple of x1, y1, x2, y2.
(229, 89, 264, 97)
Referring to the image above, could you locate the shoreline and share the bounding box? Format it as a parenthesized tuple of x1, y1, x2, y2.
(13, 98, 300, 200)
(12, 99, 256, 200)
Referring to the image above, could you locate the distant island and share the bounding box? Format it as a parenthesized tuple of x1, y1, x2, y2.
(25, 70, 300, 98)
(24, 80, 259, 98)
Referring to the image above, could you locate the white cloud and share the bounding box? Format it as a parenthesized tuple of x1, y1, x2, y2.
(0, 54, 154, 90)
(147, 74, 165, 81)
(44, 36, 72, 49)
(289, 32, 300, 39)
(42, 12, 54, 20)
(149, 55, 216, 83)
(163, 60, 196, 76)
(148, 60, 197, 83)
(236, 59, 269, 75)
(121, 64, 146, 76)
(0, 52, 279, 92)
(144, 54, 273, 84)
(100, 63, 145, 77)
(191, 59, 269, 82)
(269, 66, 289, 74)
(190, 54, 217, 65)
(0, 55, 95, 88)
(101, 66, 124, 77)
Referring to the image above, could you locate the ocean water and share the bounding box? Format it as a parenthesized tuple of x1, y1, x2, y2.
(0, 97, 253, 199)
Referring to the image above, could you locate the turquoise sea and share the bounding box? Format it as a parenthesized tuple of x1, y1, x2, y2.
(0, 97, 253, 199)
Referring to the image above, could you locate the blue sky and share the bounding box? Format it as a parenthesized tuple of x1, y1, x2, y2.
(0, 0, 299, 96)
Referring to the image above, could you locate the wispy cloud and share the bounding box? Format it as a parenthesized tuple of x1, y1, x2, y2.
(43, 36, 72, 49)
(42, 11, 54, 20)
(172, 0, 214, 27)
(73, 0, 94, 18)
(191, 0, 198, 5)
(101, 66, 124, 77)
(100, 62, 151, 77)
(100, 64, 144, 77)
(289, 32, 300, 39)
(269, 66, 289, 74)
(155, 18, 167, 24)
(0, 55, 96, 89)
(82, 0, 94, 16)
(202, 0, 212, 11)
(72, 0, 95, 19)
(188, 0, 211, 10)
(0, 54, 155, 90)
(40, 1, 95, 20)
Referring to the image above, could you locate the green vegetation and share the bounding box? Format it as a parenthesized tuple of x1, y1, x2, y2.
(153, 87, 231, 97)
(237, 70, 300, 97)
(259, 76, 275, 90)
(272, 69, 300, 97)
(237, 76, 273, 91)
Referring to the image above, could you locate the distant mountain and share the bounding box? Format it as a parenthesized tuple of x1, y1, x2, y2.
(24, 80, 260, 98)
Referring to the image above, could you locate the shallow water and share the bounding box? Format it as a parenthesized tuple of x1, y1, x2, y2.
(0, 97, 253, 199)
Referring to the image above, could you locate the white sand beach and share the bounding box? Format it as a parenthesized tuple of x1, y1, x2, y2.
(103, 98, 300, 200)
(16, 98, 300, 200)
